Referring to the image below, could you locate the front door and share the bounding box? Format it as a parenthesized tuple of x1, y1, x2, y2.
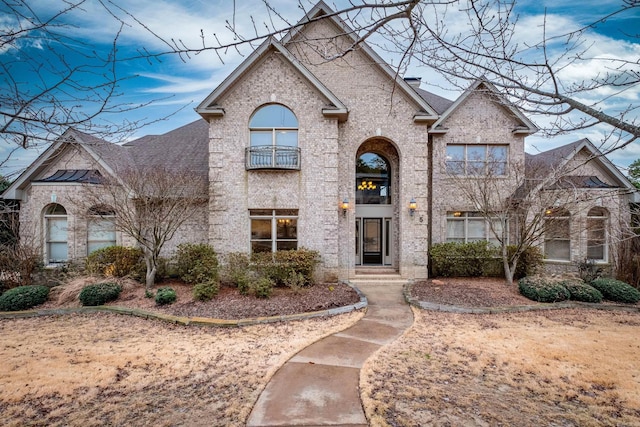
(363, 218, 382, 264)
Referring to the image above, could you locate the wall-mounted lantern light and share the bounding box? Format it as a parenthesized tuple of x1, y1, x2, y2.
(409, 198, 417, 217)
(341, 198, 349, 217)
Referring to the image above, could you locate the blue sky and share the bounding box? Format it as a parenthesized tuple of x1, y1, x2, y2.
(1, 0, 638, 178)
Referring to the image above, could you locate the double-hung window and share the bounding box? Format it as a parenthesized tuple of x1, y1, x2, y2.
(250, 209, 298, 253)
(87, 206, 116, 254)
(587, 207, 608, 262)
(44, 203, 68, 264)
(544, 208, 571, 261)
(446, 212, 503, 245)
(446, 144, 508, 176)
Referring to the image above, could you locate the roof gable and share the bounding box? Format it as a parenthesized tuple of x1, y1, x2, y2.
(196, 37, 348, 121)
(430, 79, 538, 134)
(279, 1, 440, 122)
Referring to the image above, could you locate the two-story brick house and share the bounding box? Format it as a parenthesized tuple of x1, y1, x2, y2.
(2, 1, 637, 280)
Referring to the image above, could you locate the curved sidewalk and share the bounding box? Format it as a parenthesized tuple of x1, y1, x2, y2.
(246, 280, 413, 427)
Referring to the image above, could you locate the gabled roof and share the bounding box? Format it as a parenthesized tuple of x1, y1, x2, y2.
(196, 37, 348, 121)
(279, 1, 440, 123)
(429, 79, 538, 134)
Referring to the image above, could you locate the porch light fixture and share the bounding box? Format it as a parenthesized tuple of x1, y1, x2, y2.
(409, 198, 417, 216)
(341, 198, 349, 217)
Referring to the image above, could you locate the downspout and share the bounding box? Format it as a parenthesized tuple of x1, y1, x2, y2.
(427, 132, 434, 278)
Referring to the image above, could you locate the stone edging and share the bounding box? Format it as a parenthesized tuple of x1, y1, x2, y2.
(403, 281, 640, 314)
(0, 282, 368, 327)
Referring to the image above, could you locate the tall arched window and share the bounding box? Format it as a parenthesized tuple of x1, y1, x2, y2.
(247, 104, 299, 169)
(44, 203, 68, 263)
(544, 207, 571, 261)
(356, 153, 390, 204)
(87, 206, 116, 254)
(587, 207, 608, 261)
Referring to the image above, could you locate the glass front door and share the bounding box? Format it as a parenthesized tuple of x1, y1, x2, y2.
(356, 217, 391, 265)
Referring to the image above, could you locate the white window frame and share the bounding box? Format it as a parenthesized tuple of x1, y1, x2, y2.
(586, 207, 608, 263)
(544, 208, 571, 262)
(250, 209, 298, 253)
(446, 212, 504, 245)
(87, 208, 116, 255)
(44, 204, 68, 264)
(445, 144, 508, 176)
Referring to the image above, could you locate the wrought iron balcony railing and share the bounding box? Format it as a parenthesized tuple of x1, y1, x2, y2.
(245, 145, 301, 170)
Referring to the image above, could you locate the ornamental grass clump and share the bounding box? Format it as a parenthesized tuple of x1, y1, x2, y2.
(590, 278, 640, 303)
(0, 285, 50, 311)
(79, 282, 122, 306)
(560, 279, 603, 303)
(518, 277, 570, 303)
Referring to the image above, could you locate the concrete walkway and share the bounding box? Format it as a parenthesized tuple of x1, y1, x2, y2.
(246, 277, 413, 427)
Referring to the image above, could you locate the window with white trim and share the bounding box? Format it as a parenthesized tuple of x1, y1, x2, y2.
(587, 207, 608, 262)
(44, 203, 68, 263)
(87, 206, 116, 254)
(250, 209, 298, 253)
(247, 104, 299, 169)
(446, 211, 503, 245)
(544, 208, 571, 261)
(446, 144, 508, 176)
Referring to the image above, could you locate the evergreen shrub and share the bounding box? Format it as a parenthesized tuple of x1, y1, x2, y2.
(590, 278, 640, 303)
(0, 285, 50, 311)
(79, 282, 122, 306)
(518, 277, 570, 303)
(155, 287, 177, 305)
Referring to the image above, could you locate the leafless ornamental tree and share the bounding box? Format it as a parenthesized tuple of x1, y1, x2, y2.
(81, 167, 208, 290)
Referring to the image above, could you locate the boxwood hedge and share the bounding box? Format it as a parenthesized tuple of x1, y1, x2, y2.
(0, 285, 50, 311)
(79, 282, 122, 306)
(560, 279, 603, 303)
(590, 278, 640, 303)
(518, 277, 570, 303)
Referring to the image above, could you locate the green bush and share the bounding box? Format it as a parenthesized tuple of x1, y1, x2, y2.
(235, 273, 252, 295)
(85, 246, 144, 278)
(508, 245, 544, 279)
(252, 277, 274, 298)
(252, 249, 320, 286)
(78, 282, 122, 306)
(220, 252, 251, 286)
(0, 285, 50, 311)
(560, 279, 603, 303)
(591, 278, 640, 303)
(193, 280, 220, 301)
(430, 241, 497, 277)
(518, 277, 570, 303)
(175, 243, 219, 285)
(155, 287, 177, 305)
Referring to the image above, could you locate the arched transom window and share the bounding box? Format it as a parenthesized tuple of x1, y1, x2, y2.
(356, 153, 390, 204)
(247, 104, 300, 169)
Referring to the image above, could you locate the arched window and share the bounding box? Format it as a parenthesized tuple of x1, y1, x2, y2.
(87, 206, 116, 254)
(44, 203, 68, 263)
(587, 207, 608, 261)
(544, 207, 571, 261)
(356, 153, 390, 204)
(247, 104, 300, 169)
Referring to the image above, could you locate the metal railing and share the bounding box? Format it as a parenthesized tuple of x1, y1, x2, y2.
(245, 145, 301, 170)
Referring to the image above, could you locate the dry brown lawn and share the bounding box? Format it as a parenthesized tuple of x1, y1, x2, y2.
(0, 311, 363, 426)
(361, 307, 640, 427)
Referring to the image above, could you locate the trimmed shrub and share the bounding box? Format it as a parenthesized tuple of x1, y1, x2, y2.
(518, 277, 570, 303)
(193, 280, 220, 301)
(79, 282, 122, 306)
(251, 249, 320, 286)
(175, 243, 219, 285)
(561, 279, 603, 303)
(508, 245, 544, 279)
(85, 246, 144, 278)
(0, 285, 49, 311)
(430, 241, 497, 277)
(252, 277, 274, 299)
(220, 252, 251, 286)
(155, 287, 177, 305)
(590, 278, 640, 303)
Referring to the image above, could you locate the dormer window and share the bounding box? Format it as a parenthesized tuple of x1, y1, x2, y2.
(246, 104, 300, 170)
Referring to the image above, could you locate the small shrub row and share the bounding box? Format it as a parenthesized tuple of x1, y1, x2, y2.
(0, 285, 50, 311)
(155, 287, 177, 305)
(430, 242, 542, 279)
(79, 282, 122, 306)
(591, 278, 640, 304)
(519, 277, 639, 304)
(251, 249, 320, 286)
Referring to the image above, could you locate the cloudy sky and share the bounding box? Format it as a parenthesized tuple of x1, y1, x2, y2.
(1, 0, 638, 178)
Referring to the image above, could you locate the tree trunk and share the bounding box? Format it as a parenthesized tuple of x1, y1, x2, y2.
(143, 250, 157, 291)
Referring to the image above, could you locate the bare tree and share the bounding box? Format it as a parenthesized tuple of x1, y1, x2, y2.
(80, 167, 208, 290)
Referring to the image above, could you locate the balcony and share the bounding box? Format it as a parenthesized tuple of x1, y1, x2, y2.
(245, 146, 301, 170)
